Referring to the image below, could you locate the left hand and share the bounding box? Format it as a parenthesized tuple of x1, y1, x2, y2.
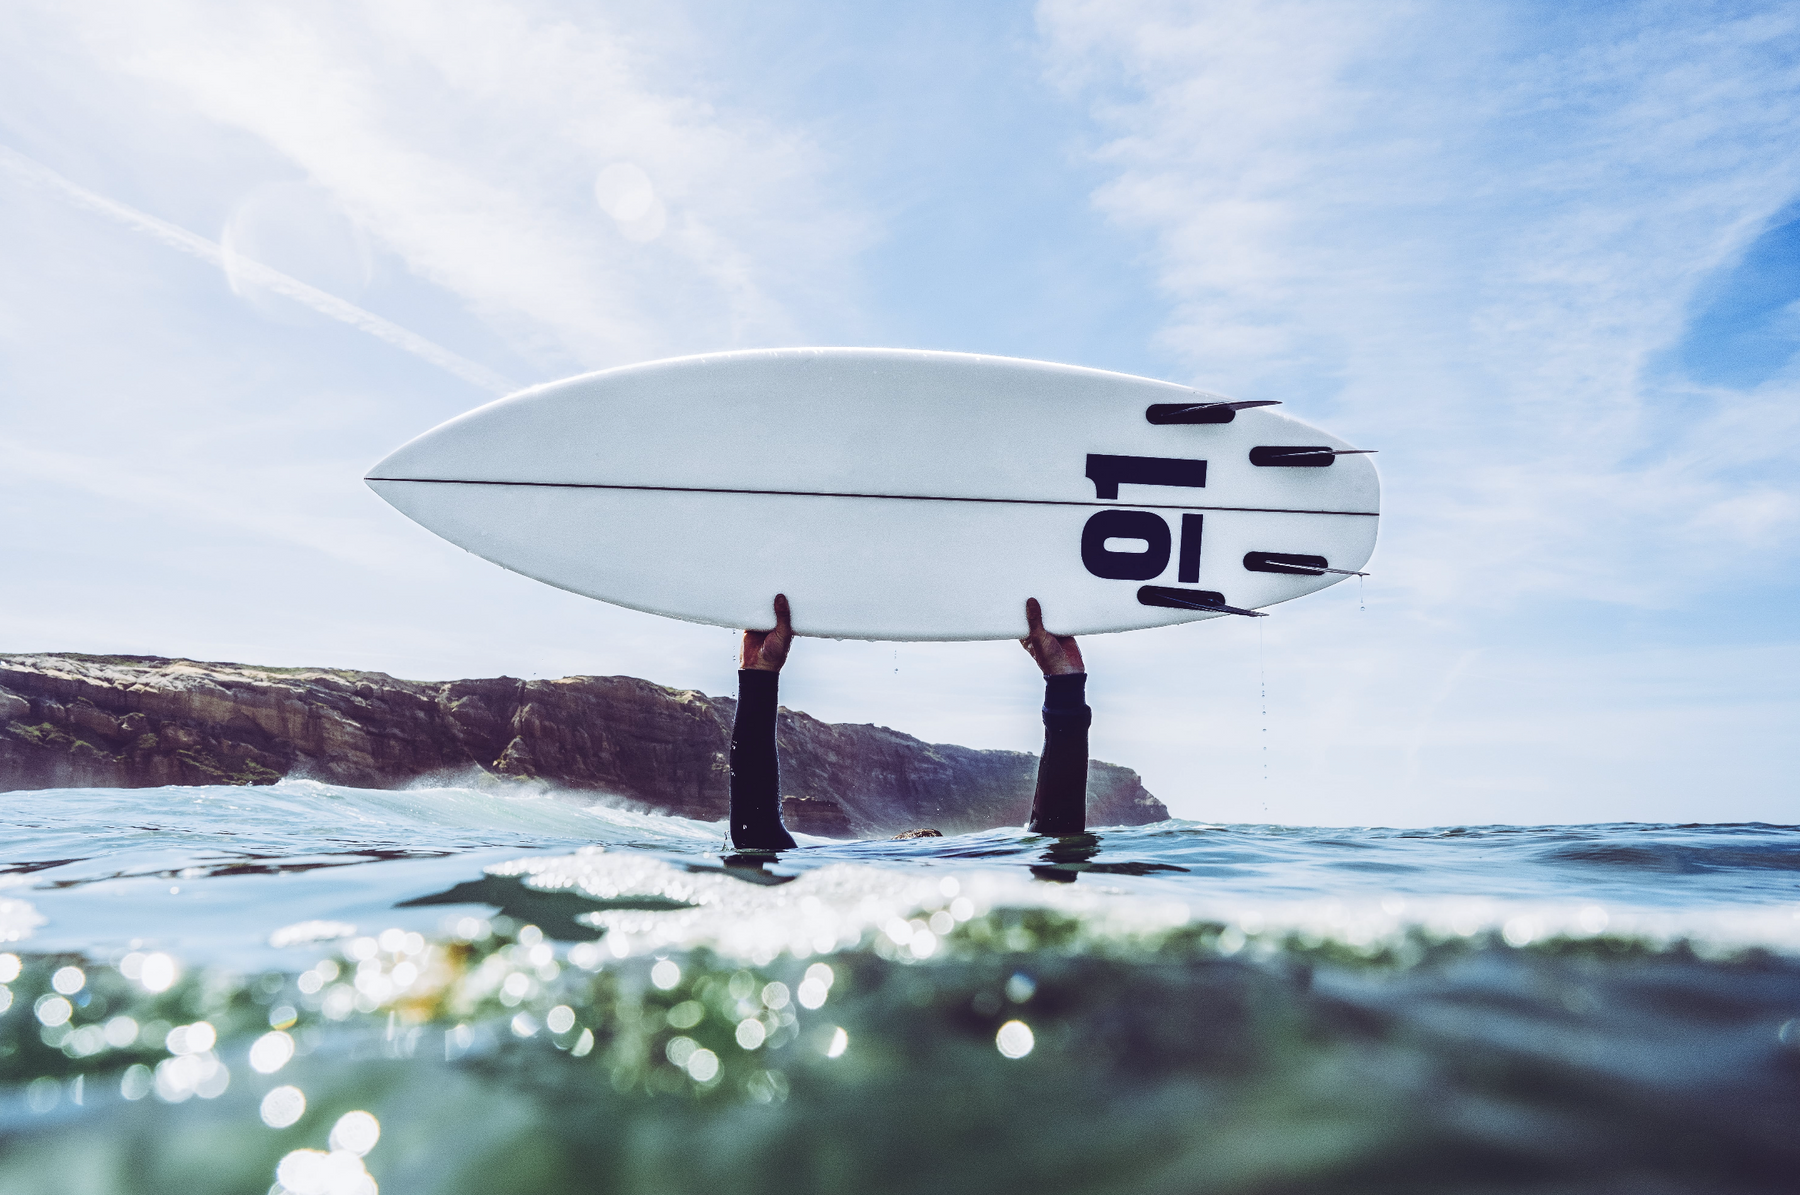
(740, 593, 794, 672)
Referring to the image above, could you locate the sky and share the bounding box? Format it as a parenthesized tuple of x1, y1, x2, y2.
(1, 0, 1796, 827)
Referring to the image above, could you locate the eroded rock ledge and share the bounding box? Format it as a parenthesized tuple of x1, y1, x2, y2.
(0, 654, 1168, 837)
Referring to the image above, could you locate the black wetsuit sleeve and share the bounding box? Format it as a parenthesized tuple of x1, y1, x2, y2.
(729, 669, 795, 849)
(1029, 673, 1090, 836)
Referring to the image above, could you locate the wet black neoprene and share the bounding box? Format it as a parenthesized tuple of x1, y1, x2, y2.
(729, 669, 796, 850)
(1028, 673, 1090, 836)
(728, 668, 1091, 847)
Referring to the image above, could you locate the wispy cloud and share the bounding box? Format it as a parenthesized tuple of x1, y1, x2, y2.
(54, 0, 866, 372)
(1039, 0, 1800, 610)
(0, 144, 516, 394)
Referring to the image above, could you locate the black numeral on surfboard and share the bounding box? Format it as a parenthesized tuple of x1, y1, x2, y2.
(1081, 511, 1204, 583)
(1085, 454, 1207, 500)
(1077, 438, 1350, 616)
(1176, 513, 1202, 584)
(1080, 511, 1170, 580)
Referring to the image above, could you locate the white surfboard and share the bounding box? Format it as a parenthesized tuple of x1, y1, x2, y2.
(366, 348, 1379, 640)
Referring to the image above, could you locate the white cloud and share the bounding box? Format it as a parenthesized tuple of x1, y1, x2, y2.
(0, 146, 514, 393)
(1018, 1, 1800, 823)
(0, 0, 867, 706)
(1039, 0, 1800, 608)
(54, 0, 865, 373)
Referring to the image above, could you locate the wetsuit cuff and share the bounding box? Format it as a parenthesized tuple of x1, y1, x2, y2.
(1042, 672, 1087, 712)
(738, 668, 780, 699)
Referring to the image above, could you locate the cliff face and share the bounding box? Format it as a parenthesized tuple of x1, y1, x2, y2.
(0, 654, 1168, 836)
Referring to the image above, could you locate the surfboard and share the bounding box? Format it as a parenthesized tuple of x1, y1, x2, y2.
(366, 348, 1379, 640)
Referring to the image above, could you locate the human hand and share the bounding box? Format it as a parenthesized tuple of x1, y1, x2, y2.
(1020, 597, 1085, 676)
(740, 593, 794, 672)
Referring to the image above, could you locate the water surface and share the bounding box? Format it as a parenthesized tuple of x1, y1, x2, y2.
(2, 780, 1796, 1193)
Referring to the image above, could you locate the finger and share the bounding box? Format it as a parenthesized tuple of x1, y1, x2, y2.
(772, 592, 791, 632)
(1024, 597, 1044, 635)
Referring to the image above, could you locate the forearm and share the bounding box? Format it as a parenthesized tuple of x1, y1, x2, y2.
(1029, 672, 1090, 835)
(729, 669, 794, 848)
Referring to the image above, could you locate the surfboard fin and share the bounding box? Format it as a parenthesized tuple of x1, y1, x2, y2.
(1243, 551, 1369, 577)
(1249, 446, 1377, 466)
(1137, 586, 1269, 617)
(1146, 399, 1281, 425)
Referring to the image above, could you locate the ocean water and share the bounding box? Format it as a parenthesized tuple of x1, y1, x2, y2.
(0, 780, 1797, 1194)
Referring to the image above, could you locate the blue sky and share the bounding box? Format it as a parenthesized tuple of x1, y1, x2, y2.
(1, 0, 1796, 826)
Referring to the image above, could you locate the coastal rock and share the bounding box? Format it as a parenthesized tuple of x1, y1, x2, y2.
(0, 654, 1168, 836)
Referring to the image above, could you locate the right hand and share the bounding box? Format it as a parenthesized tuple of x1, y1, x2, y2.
(740, 594, 794, 672)
(1020, 598, 1085, 676)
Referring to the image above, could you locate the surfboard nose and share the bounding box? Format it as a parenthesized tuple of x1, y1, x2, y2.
(364, 452, 397, 485)
(364, 432, 444, 484)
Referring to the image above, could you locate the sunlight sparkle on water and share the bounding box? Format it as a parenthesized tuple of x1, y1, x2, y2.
(275, 1147, 375, 1195)
(685, 1047, 720, 1082)
(154, 1050, 228, 1101)
(250, 1030, 296, 1074)
(119, 1064, 152, 1101)
(1503, 917, 1540, 948)
(141, 953, 178, 992)
(452, 917, 492, 942)
(796, 963, 834, 1010)
(261, 1085, 306, 1128)
(269, 921, 357, 949)
(996, 1020, 1035, 1059)
(166, 1021, 216, 1054)
(329, 1111, 381, 1157)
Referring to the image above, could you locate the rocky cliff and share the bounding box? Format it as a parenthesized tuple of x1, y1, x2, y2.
(0, 654, 1167, 836)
